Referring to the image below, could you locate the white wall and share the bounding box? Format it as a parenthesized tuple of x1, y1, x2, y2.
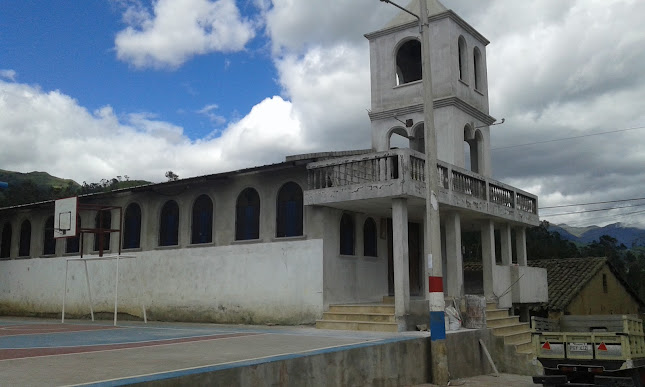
(0, 239, 324, 324)
(511, 266, 548, 304)
(322, 208, 389, 306)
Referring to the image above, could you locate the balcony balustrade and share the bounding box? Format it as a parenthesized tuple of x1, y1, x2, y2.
(306, 148, 538, 219)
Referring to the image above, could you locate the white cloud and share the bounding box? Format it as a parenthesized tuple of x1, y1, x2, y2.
(0, 69, 16, 81)
(114, 0, 255, 69)
(274, 44, 373, 150)
(265, 0, 392, 54)
(197, 104, 227, 126)
(0, 80, 304, 184)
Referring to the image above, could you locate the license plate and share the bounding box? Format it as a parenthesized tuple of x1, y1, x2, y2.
(569, 343, 590, 352)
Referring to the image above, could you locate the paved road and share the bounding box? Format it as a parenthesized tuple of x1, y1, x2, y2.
(415, 373, 536, 387)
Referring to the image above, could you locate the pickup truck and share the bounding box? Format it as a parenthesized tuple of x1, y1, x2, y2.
(531, 315, 645, 386)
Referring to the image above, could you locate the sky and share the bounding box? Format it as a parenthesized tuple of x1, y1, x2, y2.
(2, 0, 645, 228)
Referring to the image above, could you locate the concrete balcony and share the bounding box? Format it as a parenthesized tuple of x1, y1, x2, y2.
(305, 148, 539, 225)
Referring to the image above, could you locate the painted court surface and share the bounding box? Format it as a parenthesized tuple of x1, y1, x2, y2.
(0, 317, 419, 386)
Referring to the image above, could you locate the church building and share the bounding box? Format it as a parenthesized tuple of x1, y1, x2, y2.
(0, 0, 547, 331)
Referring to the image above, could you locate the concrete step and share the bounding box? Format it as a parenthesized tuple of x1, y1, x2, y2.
(328, 304, 394, 314)
(487, 315, 520, 328)
(515, 340, 534, 354)
(382, 296, 394, 304)
(315, 319, 398, 332)
(486, 302, 499, 311)
(322, 312, 395, 323)
(485, 308, 510, 320)
(502, 329, 532, 346)
(491, 322, 531, 336)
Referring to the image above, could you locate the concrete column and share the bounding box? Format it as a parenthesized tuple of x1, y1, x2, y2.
(516, 227, 527, 266)
(422, 212, 429, 295)
(481, 219, 496, 300)
(392, 198, 410, 327)
(500, 223, 512, 266)
(445, 212, 463, 298)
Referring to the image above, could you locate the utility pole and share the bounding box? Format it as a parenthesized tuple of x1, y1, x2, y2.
(378, 0, 448, 384)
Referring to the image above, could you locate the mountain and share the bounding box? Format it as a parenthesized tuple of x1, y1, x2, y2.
(0, 170, 151, 208)
(549, 222, 645, 248)
(0, 169, 79, 191)
(547, 224, 579, 242)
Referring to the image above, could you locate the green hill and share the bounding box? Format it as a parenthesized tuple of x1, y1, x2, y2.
(0, 170, 151, 208)
(0, 169, 79, 191)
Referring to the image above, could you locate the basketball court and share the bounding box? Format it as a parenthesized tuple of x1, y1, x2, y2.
(0, 317, 424, 386)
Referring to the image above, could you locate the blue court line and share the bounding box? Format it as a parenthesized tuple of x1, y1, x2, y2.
(79, 335, 421, 387)
(0, 326, 251, 349)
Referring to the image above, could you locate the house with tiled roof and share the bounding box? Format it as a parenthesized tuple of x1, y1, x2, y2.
(528, 257, 644, 319)
(464, 257, 644, 320)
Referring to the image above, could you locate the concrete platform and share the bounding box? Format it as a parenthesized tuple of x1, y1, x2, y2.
(0, 317, 430, 386)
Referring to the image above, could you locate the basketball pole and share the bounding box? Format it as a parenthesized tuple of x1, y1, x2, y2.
(378, 1, 449, 384)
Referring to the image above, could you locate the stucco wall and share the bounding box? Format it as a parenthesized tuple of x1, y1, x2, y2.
(511, 265, 548, 304)
(0, 239, 324, 324)
(565, 266, 641, 316)
(322, 207, 389, 307)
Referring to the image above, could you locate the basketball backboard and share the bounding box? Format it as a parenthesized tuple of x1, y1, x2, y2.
(54, 196, 78, 238)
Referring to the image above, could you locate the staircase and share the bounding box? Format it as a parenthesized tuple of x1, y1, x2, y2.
(315, 297, 397, 332)
(486, 303, 533, 355)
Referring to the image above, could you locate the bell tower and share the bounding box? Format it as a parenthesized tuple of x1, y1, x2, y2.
(365, 0, 496, 176)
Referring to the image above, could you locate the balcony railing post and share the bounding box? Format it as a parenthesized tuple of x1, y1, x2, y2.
(513, 190, 518, 210)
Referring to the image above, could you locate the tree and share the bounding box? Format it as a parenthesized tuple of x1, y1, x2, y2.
(526, 221, 580, 260)
(165, 171, 179, 181)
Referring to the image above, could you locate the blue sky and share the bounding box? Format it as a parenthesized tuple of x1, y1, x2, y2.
(1, 0, 278, 140)
(2, 0, 645, 227)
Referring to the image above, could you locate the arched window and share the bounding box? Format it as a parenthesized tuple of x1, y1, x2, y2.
(65, 216, 81, 254)
(43, 216, 56, 255)
(236, 188, 260, 240)
(93, 210, 111, 252)
(192, 195, 213, 244)
(340, 213, 355, 255)
(410, 124, 425, 153)
(123, 203, 142, 249)
(396, 40, 422, 85)
(276, 182, 303, 238)
(388, 127, 410, 150)
(464, 125, 483, 173)
(363, 218, 378, 257)
(18, 220, 31, 257)
(458, 36, 467, 81)
(159, 200, 179, 246)
(473, 47, 482, 90)
(0, 223, 12, 258)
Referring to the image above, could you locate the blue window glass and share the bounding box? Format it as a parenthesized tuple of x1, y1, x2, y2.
(93, 210, 111, 252)
(363, 218, 378, 257)
(192, 195, 213, 244)
(65, 216, 81, 254)
(19, 220, 31, 257)
(1, 223, 12, 258)
(340, 214, 355, 255)
(159, 200, 179, 246)
(236, 188, 260, 240)
(43, 216, 56, 255)
(276, 182, 303, 238)
(123, 203, 142, 249)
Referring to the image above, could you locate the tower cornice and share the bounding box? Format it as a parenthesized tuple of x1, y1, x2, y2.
(364, 10, 489, 46)
(368, 97, 496, 126)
